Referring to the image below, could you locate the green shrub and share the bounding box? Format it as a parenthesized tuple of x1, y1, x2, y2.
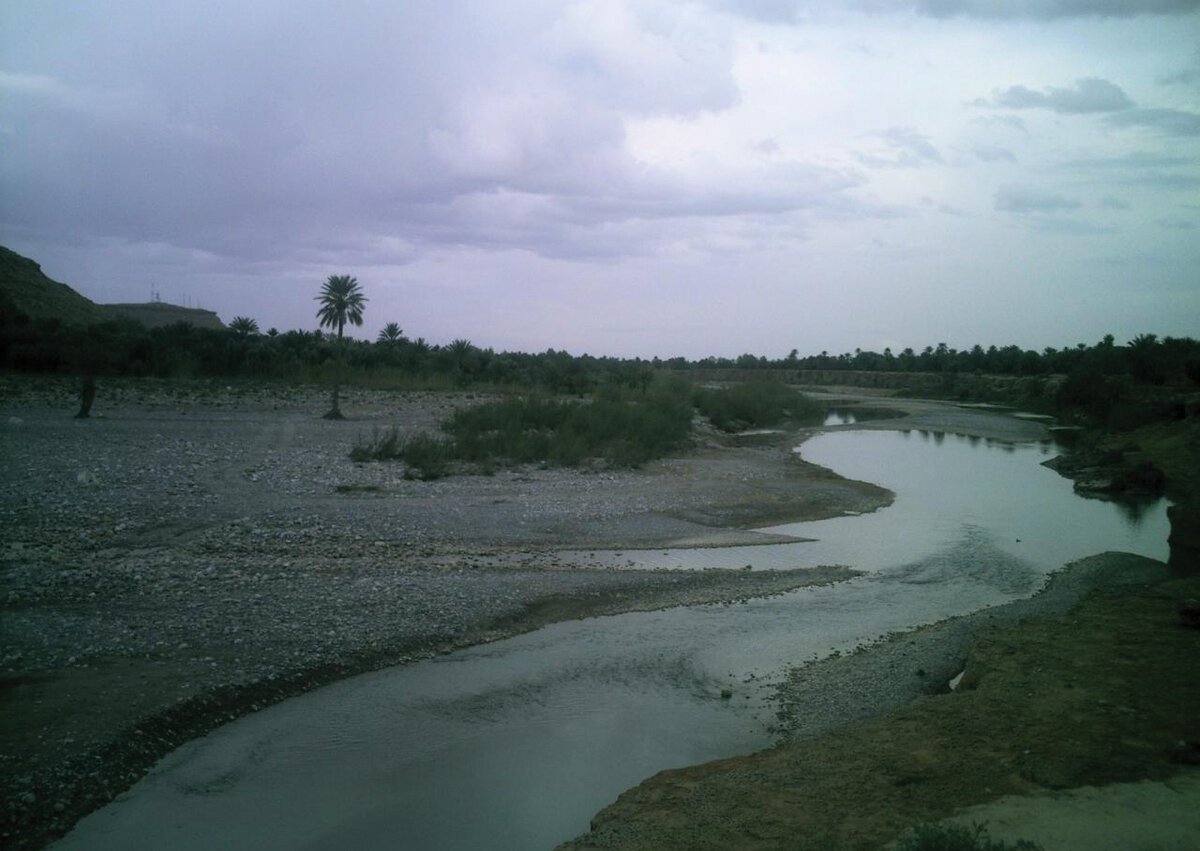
(446, 387, 692, 468)
(350, 427, 452, 479)
(350, 381, 693, 475)
(893, 822, 1042, 851)
(693, 381, 822, 432)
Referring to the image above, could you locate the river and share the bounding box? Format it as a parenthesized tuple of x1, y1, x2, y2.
(54, 426, 1171, 851)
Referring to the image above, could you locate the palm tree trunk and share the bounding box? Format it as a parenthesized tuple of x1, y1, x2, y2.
(323, 323, 346, 419)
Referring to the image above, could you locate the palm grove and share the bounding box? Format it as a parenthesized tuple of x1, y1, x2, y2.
(2, 265, 1198, 437)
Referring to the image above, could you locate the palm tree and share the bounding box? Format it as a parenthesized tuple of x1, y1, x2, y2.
(229, 316, 259, 337)
(315, 274, 367, 419)
(377, 322, 403, 345)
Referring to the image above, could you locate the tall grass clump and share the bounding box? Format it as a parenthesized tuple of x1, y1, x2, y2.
(447, 378, 692, 468)
(351, 427, 452, 479)
(693, 381, 822, 432)
(894, 823, 1042, 851)
(350, 376, 694, 474)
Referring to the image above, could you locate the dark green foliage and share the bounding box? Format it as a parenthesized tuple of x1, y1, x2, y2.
(448, 386, 692, 467)
(1056, 367, 1125, 422)
(351, 379, 693, 473)
(693, 381, 822, 432)
(894, 822, 1042, 851)
(229, 316, 259, 337)
(5, 241, 1199, 432)
(377, 322, 404, 344)
(315, 275, 367, 338)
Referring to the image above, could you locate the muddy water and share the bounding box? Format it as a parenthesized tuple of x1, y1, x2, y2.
(55, 430, 1171, 851)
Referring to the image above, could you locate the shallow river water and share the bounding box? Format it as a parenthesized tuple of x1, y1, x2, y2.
(55, 428, 1171, 851)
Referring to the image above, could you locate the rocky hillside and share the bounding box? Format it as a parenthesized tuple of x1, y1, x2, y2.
(0, 246, 108, 326)
(0, 245, 224, 329)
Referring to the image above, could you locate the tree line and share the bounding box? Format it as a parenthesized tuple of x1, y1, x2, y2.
(2, 274, 1197, 404)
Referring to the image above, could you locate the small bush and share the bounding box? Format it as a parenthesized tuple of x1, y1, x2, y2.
(351, 427, 452, 479)
(693, 381, 822, 432)
(894, 822, 1042, 851)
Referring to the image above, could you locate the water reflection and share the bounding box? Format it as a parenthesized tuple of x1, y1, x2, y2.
(559, 430, 1169, 571)
(822, 407, 895, 427)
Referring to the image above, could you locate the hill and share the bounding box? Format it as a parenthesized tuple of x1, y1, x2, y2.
(104, 302, 225, 330)
(0, 245, 109, 326)
(0, 246, 224, 329)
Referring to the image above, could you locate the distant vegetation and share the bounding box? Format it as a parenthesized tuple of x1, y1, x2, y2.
(2, 244, 1198, 436)
(352, 377, 695, 477)
(351, 380, 850, 476)
(693, 381, 822, 432)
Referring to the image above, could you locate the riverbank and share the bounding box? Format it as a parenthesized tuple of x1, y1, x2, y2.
(561, 555, 1200, 850)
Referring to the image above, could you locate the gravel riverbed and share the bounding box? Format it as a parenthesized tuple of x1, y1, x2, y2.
(2, 376, 903, 849)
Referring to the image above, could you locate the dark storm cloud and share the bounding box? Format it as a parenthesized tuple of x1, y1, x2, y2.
(5, 0, 846, 268)
(989, 78, 1135, 113)
(386, 161, 866, 261)
(994, 186, 1082, 213)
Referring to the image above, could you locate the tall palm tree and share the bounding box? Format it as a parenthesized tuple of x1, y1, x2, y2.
(315, 274, 367, 419)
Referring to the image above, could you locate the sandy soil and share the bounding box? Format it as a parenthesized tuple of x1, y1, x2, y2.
(2, 374, 1170, 850)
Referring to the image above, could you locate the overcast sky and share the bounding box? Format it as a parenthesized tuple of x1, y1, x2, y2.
(2, 1, 1198, 358)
